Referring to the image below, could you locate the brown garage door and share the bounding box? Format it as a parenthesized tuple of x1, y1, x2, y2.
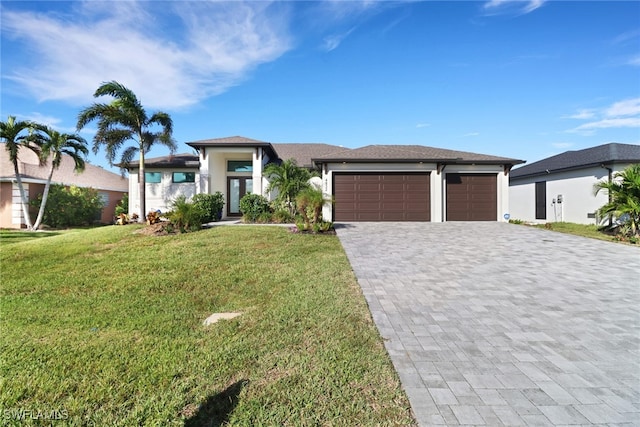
(334, 173, 430, 221)
(446, 173, 497, 221)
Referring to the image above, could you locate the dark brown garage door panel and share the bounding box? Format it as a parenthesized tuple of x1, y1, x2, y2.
(446, 173, 497, 221)
(334, 173, 430, 221)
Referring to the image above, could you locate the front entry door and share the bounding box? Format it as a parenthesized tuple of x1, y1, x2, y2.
(228, 177, 253, 216)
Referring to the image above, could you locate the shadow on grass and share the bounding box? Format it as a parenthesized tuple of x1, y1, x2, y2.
(184, 380, 249, 427)
(0, 230, 61, 243)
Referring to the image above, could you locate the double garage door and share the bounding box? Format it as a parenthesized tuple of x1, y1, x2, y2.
(333, 172, 496, 222)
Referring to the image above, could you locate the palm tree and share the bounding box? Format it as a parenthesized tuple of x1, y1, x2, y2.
(594, 164, 640, 236)
(0, 116, 41, 229)
(264, 159, 314, 214)
(76, 81, 176, 221)
(31, 126, 88, 230)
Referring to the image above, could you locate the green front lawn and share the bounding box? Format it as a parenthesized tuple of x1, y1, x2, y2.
(0, 226, 415, 426)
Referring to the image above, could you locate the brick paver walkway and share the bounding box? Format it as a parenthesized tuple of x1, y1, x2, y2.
(336, 222, 640, 426)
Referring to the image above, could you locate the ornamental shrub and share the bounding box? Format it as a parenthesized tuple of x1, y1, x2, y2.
(192, 192, 225, 222)
(30, 184, 105, 228)
(167, 195, 205, 233)
(239, 194, 271, 223)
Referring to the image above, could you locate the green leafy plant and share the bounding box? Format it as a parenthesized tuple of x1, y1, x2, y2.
(295, 187, 333, 232)
(271, 208, 294, 224)
(30, 184, 105, 228)
(192, 192, 225, 222)
(166, 195, 205, 232)
(115, 193, 129, 217)
(594, 164, 640, 237)
(239, 193, 271, 223)
(264, 159, 316, 215)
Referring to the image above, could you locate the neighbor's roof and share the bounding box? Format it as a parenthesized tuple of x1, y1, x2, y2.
(312, 144, 524, 165)
(0, 144, 128, 192)
(271, 143, 349, 168)
(123, 153, 200, 169)
(510, 143, 640, 179)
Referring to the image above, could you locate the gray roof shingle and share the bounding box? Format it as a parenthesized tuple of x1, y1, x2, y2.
(124, 153, 200, 169)
(271, 143, 348, 168)
(510, 143, 640, 179)
(313, 144, 523, 164)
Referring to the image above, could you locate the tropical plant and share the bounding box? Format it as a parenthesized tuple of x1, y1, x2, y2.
(29, 126, 88, 230)
(295, 186, 333, 232)
(264, 159, 314, 214)
(0, 116, 41, 229)
(115, 193, 129, 217)
(192, 192, 225, 222)
(166, 195, 205, 233)
(76, 81, 176, 222)
(594, 164, 640, 236)
(30, 185, 104, 228)
(239, 193, 271, 223)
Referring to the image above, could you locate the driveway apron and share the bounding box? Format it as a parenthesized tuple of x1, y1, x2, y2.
(336, 222, 640, 426)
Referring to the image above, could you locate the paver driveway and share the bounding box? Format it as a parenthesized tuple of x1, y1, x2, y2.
(336, 222, 640, 426)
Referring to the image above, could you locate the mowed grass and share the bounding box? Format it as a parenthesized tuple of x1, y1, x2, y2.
(0, 226, 415, 426)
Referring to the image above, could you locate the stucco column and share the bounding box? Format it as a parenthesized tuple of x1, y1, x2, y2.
(252, 147, 263, 195)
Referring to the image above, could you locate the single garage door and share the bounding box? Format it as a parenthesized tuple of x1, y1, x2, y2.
(446, 173, 497, 221)
(334, 173, 430, 221)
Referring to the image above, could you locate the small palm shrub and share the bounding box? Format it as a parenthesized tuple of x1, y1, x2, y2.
(192, 192, 225, 222)
(272, 208, 294, 224)
(239, 194, 271, 223)
(295, 187, 333, 233)
(167, 195, 205, 232)
(114, 193, 129, 216)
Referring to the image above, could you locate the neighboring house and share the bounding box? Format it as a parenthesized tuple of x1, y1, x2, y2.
(509, 143, 640, 224)
(126, 136, 523, 222)
(0, 148, 128, 228)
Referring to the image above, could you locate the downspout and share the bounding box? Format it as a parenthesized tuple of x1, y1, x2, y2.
(601, 164, 613, 227)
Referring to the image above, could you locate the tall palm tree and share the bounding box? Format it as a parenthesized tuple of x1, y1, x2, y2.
(264, 159, 314, 214)
(594, 164, 640, 236)
(76, 81, 176, 221)
(0, 116, 41, 229)
(31, 126, 88, 230)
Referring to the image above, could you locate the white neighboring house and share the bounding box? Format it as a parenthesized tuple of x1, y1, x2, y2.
(124, 136, 524, 222)
(509, 143, 640, 225)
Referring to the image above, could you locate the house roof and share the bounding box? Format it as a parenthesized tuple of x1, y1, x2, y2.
(0, 144, 128, 192)
(312, 144, 524, 165)
(123, 153, 200, 169)
(271, 143, 348, 168)
(186, 135, 272, 147)
(510, 143, 640, 179)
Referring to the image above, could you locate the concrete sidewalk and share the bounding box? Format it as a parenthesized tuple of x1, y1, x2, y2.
(336, 222, 640, 426)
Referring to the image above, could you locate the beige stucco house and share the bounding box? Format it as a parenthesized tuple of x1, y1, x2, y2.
(0, 147, 128, 228)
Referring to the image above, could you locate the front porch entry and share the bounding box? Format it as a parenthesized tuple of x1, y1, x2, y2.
(227, 177, 253, 216)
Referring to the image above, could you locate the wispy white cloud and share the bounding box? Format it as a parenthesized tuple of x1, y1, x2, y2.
(1, 1, 292, 110)
(416, 123, 431, 128)
(463, 132, 480, 137)
(628, 55, 640, 66)
(322, 27, 355, 52)
(483, 0, 546, 15)
(563, 109, 597, 120)
(605, 98, 640, 117)
(565, 98, 640, 135)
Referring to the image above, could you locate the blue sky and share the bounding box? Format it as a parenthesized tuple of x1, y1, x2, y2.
(2, 0, 639, 173)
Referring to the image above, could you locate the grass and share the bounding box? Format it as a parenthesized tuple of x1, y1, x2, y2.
(510, 221, 638, 245)
(0, 225, 415, 426)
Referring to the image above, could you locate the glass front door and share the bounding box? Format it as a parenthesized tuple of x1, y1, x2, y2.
(228, 177, 253, 216)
